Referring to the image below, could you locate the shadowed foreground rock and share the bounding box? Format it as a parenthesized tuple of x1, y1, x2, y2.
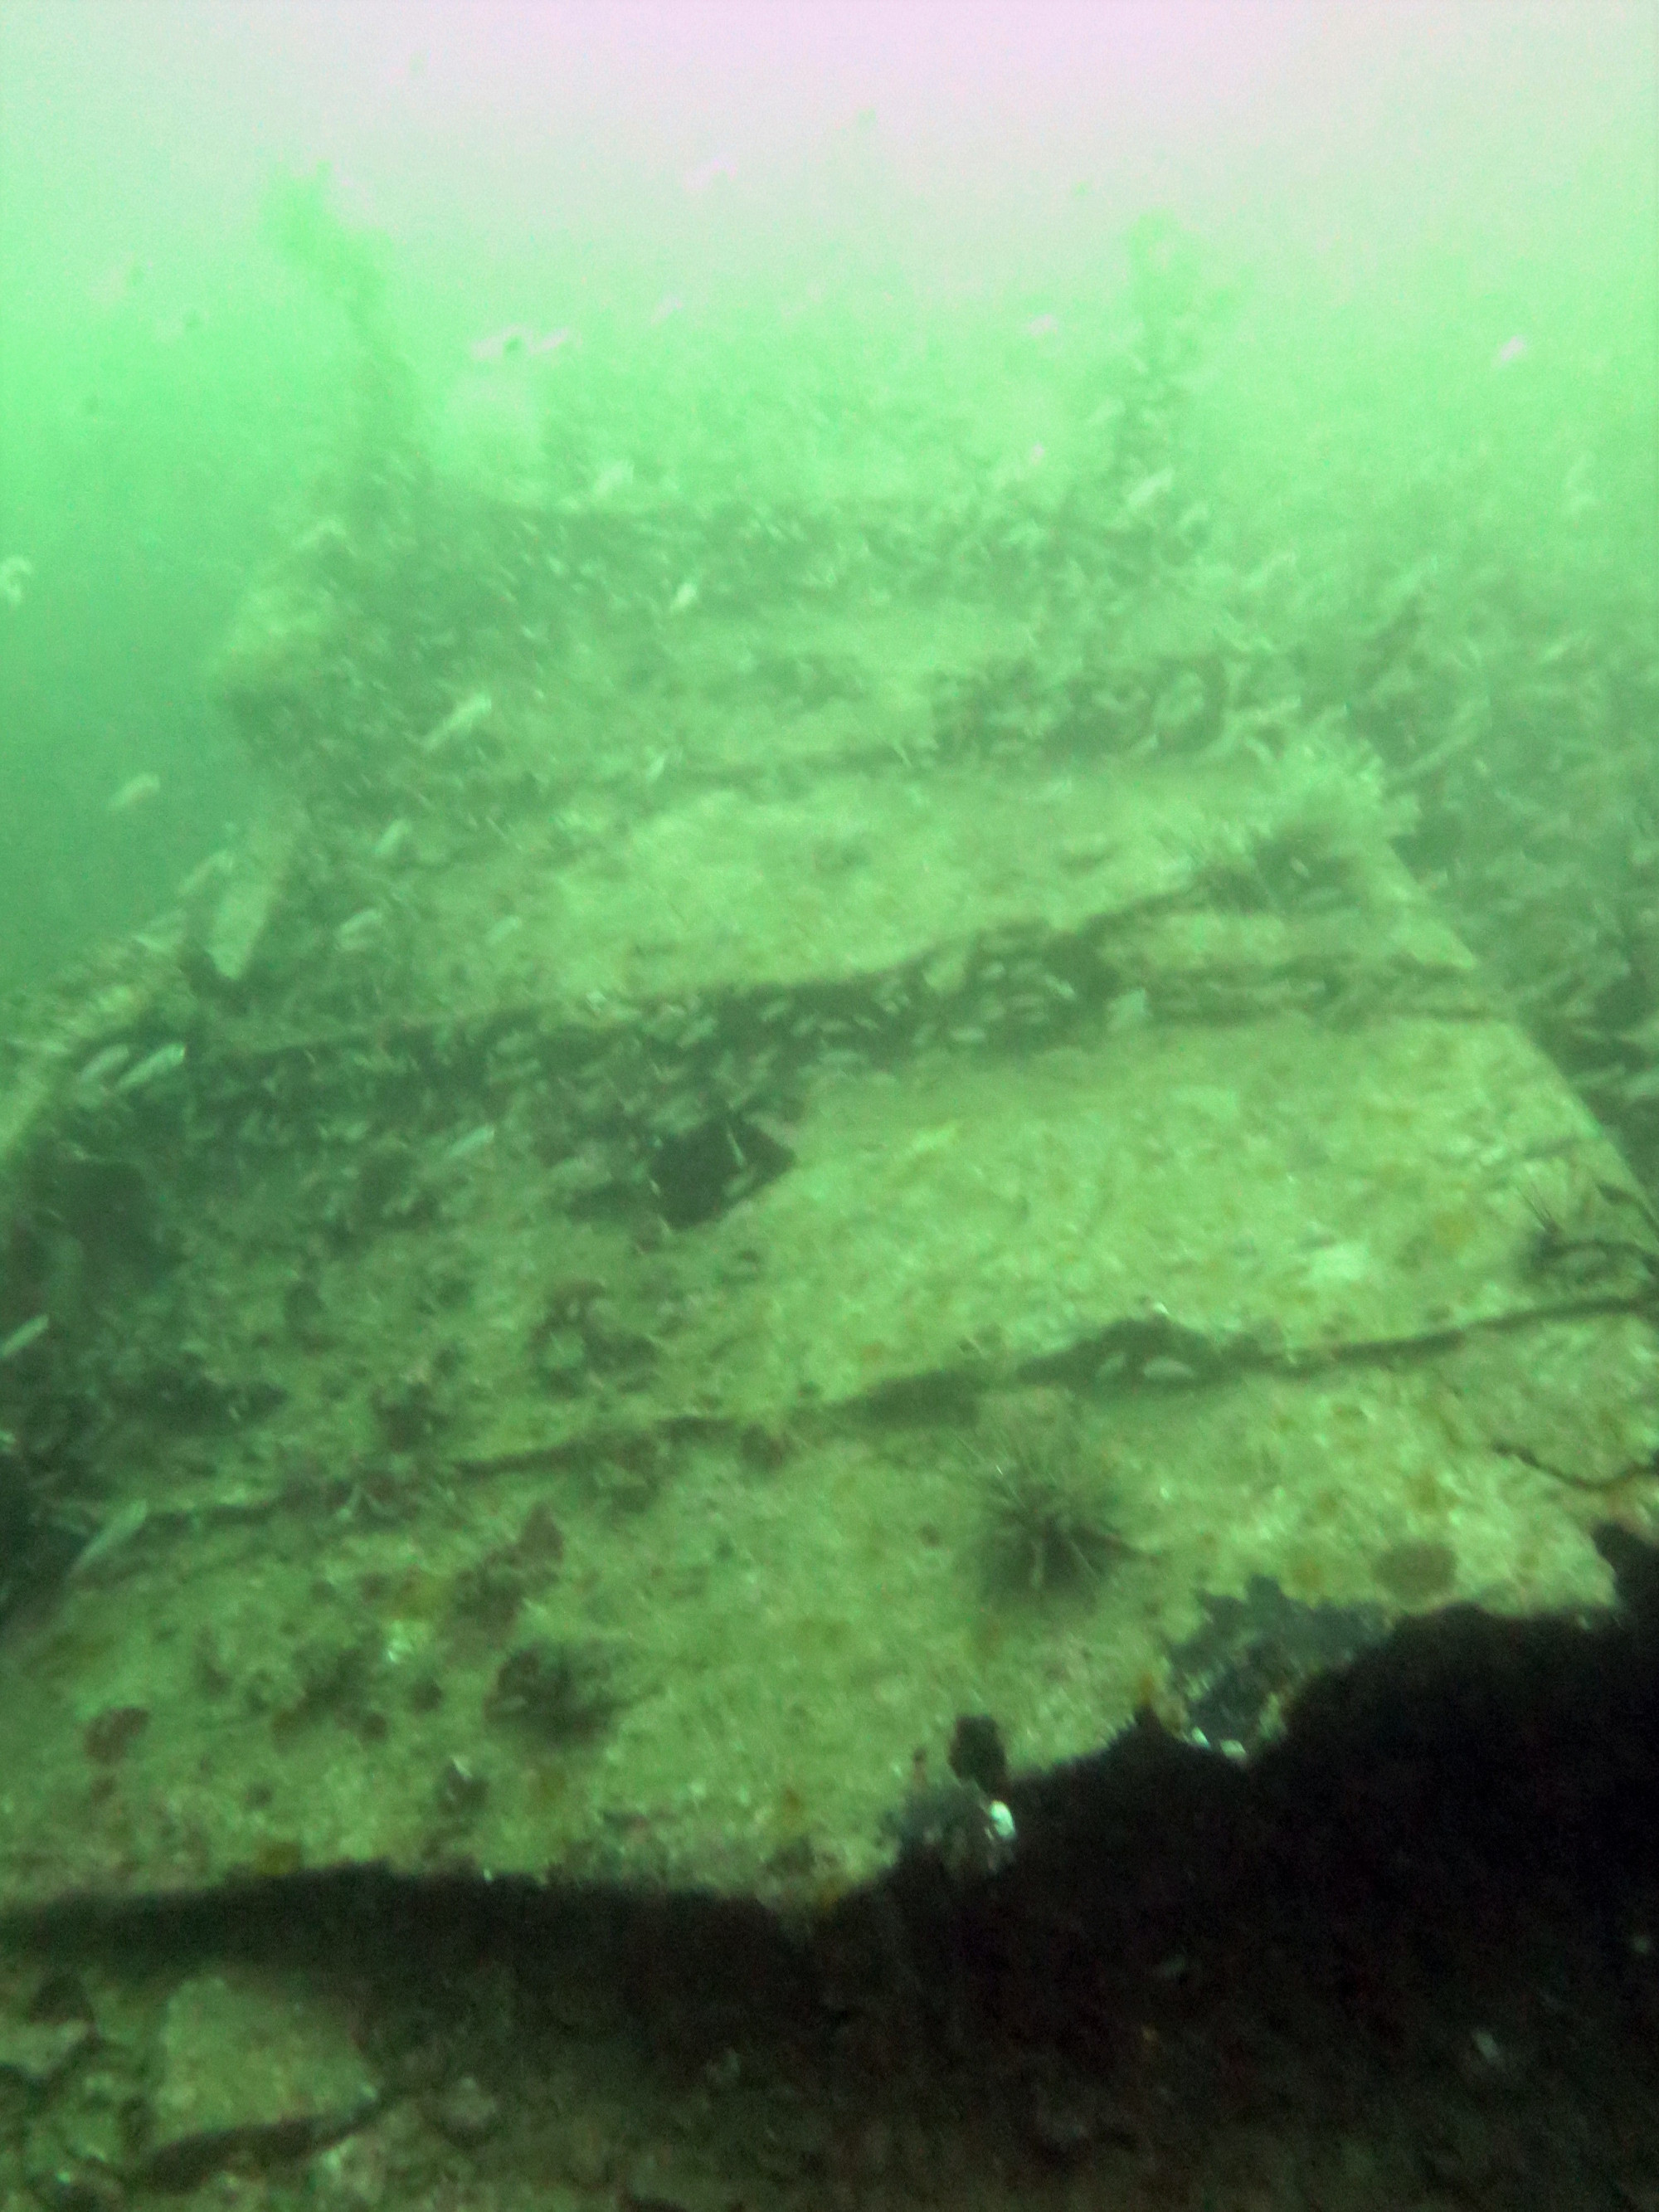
(2, 1529, 1658, 2210)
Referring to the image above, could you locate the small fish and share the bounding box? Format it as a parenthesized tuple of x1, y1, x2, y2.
(75, 1043, 133, 1090)
(1123, 466, 1175, 515)
(469, 324, 536, 363)
(420, 689, 493, 753)
(87, 252, 150, 308)
(151, 305, 209, 344)
(0, 1313, 50, 1362)
(114, 1040, 187, 1092)
(177, 848, 236, 899)
(68, 1498, 150, 1579)
(106, 772, 162, 814)
(1562, 456, 1598, 522)
(1141, 1357, 1199, 1385)
(468, 324, 573, 364)
(335, 908, 387, 952)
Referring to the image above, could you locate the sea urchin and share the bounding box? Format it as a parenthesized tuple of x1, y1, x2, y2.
(976, 1411, 1125, 1599)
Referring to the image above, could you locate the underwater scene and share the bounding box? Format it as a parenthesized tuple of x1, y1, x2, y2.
(1, 3, 1657, 2207)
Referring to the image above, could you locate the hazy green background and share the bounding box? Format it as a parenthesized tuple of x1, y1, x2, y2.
(0, 0, 1652, 989)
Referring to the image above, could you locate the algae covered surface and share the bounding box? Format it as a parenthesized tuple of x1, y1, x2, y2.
(2, 158, 1657, 1912)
